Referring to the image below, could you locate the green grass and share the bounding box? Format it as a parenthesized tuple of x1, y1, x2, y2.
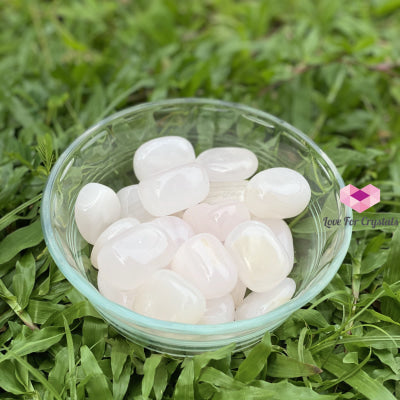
(1, 0, 400, 398)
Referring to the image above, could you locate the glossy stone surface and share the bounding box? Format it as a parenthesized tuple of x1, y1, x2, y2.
(138, 163, 209, 216)
(97, 223, 174, 290)
(198, 295, 235, 324)
(225, 221, 291, 292)
(183, 202, 250, 241)
(151, 216, 194, 251)
(91, 217, 140, 269)
(74, 183, 121, 244)
(204, 181, 247, 205)
(132, 270, 206, 324)
(97, 268, 137, 309)
(133, 136, 195, 181)
(251, 217, 294, 267)
(171, 233, 238, 299)
(246, 168, 311, 219)
(235, 278, 296, 320)
(197, 147, 258, 182)
(117, 185, 154, 222)
(230, 279, 247, 307)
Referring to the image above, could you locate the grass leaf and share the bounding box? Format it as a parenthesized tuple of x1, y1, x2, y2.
(0, 220, 43, 264)
(235, 333, 271, 383)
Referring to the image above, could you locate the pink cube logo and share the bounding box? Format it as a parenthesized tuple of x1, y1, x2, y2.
(340, 184, 380, 213)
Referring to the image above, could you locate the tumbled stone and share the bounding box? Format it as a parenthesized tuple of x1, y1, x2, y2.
(97, 268, 137, 309)
(235, 278, 296, 320)
(133, 136, 195, 181)
(138, 163, 209, 216)
(97, 223, 174, 290)
(225, 221, 291, 292)
(251, 217, 294, 267)
(90, 217, 140, 269)
(204, 181, 247, 205)
(132, 270, 206, 324)
(74, 183, 121, 244)
(117, 185, 154, 222)
(230, 279, 247, 307)
(150, 216, 194, 250)
(183, 202, 250, 241)
(245, 168, 311, 219)
(171, 233, 238, 299)
(198, 294, 235, 324)
(197, 147, 258, 181)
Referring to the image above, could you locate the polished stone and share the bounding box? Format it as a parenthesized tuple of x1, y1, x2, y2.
(91, 217, 140, 269)
(117, 185, 154, 222)
(197, 147, 258, 181)
(97, 223, 174, 290)
(171, 233, 238, 299)
(245, 168, 311, 218)
(133, 136, 195, 181)
(198, 294, 235, 324)
(230, 279, 247, 307)
(251, 217, 294, 267)
(225, 221, 291, 292)
(235, 278, 296, 320)
(97, 268, 137, 309)
(132, 270, 206, 324)
(138, 163, 209, 216)
(204, 180, 247, 205)
(74, 183, 121, 244)
(183, 201, 250, 241)
(150, 216, 194, 251)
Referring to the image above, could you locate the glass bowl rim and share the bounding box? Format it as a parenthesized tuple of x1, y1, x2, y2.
(41, 97, 352, 336)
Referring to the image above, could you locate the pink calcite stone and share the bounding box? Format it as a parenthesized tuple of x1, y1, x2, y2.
(91, 217, 140, 269)
(235, 278, 296, 321)
(150, 216, 194, 251)
(97, 269, 137, 309)
(230, 279, 247, 307)
(251, 217, 294, 267)
(340, 184, 380, 213)
(138, 163, 210, 216)
(198, 295, 235, 324)
(75, 183, 121, 244)
(183, 202, 250, 241)
(97, 223, 174, 290)
(225, 221, 291, 293)
(132, 270, 206, 324)
(171, 233, 238, 299)
(197, 147, 258, 182)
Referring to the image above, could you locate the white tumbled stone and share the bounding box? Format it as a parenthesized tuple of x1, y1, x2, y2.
(245, 168, 311, 219)
(150, 216, 194, 250)
(183, 202, 250, 241)
(91, 217, 140, 269)
(117, 185, 154, 222)
(225, 221, 291, 292)
(132, 269, 206, 324)
(251, 217, 294, 267)
(74, 183, 121, 244)
(197, 147, 258, 182)
(230, 279, 247, 307)
(198, 295, 235, 324)
(171, 233, 238, 299)
(133, 136, 195, 181)
(97, 223, 174, 290)
(204, 181, 247, 205)
(235, 278, 296, 321)
(138, 163, 209, 216)
(97, 268, 137, 309)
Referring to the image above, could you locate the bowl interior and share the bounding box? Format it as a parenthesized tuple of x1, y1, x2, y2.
(42, 99, 351, 354)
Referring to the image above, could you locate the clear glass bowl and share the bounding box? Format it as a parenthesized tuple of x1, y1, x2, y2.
(41, 98, 352, 356)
